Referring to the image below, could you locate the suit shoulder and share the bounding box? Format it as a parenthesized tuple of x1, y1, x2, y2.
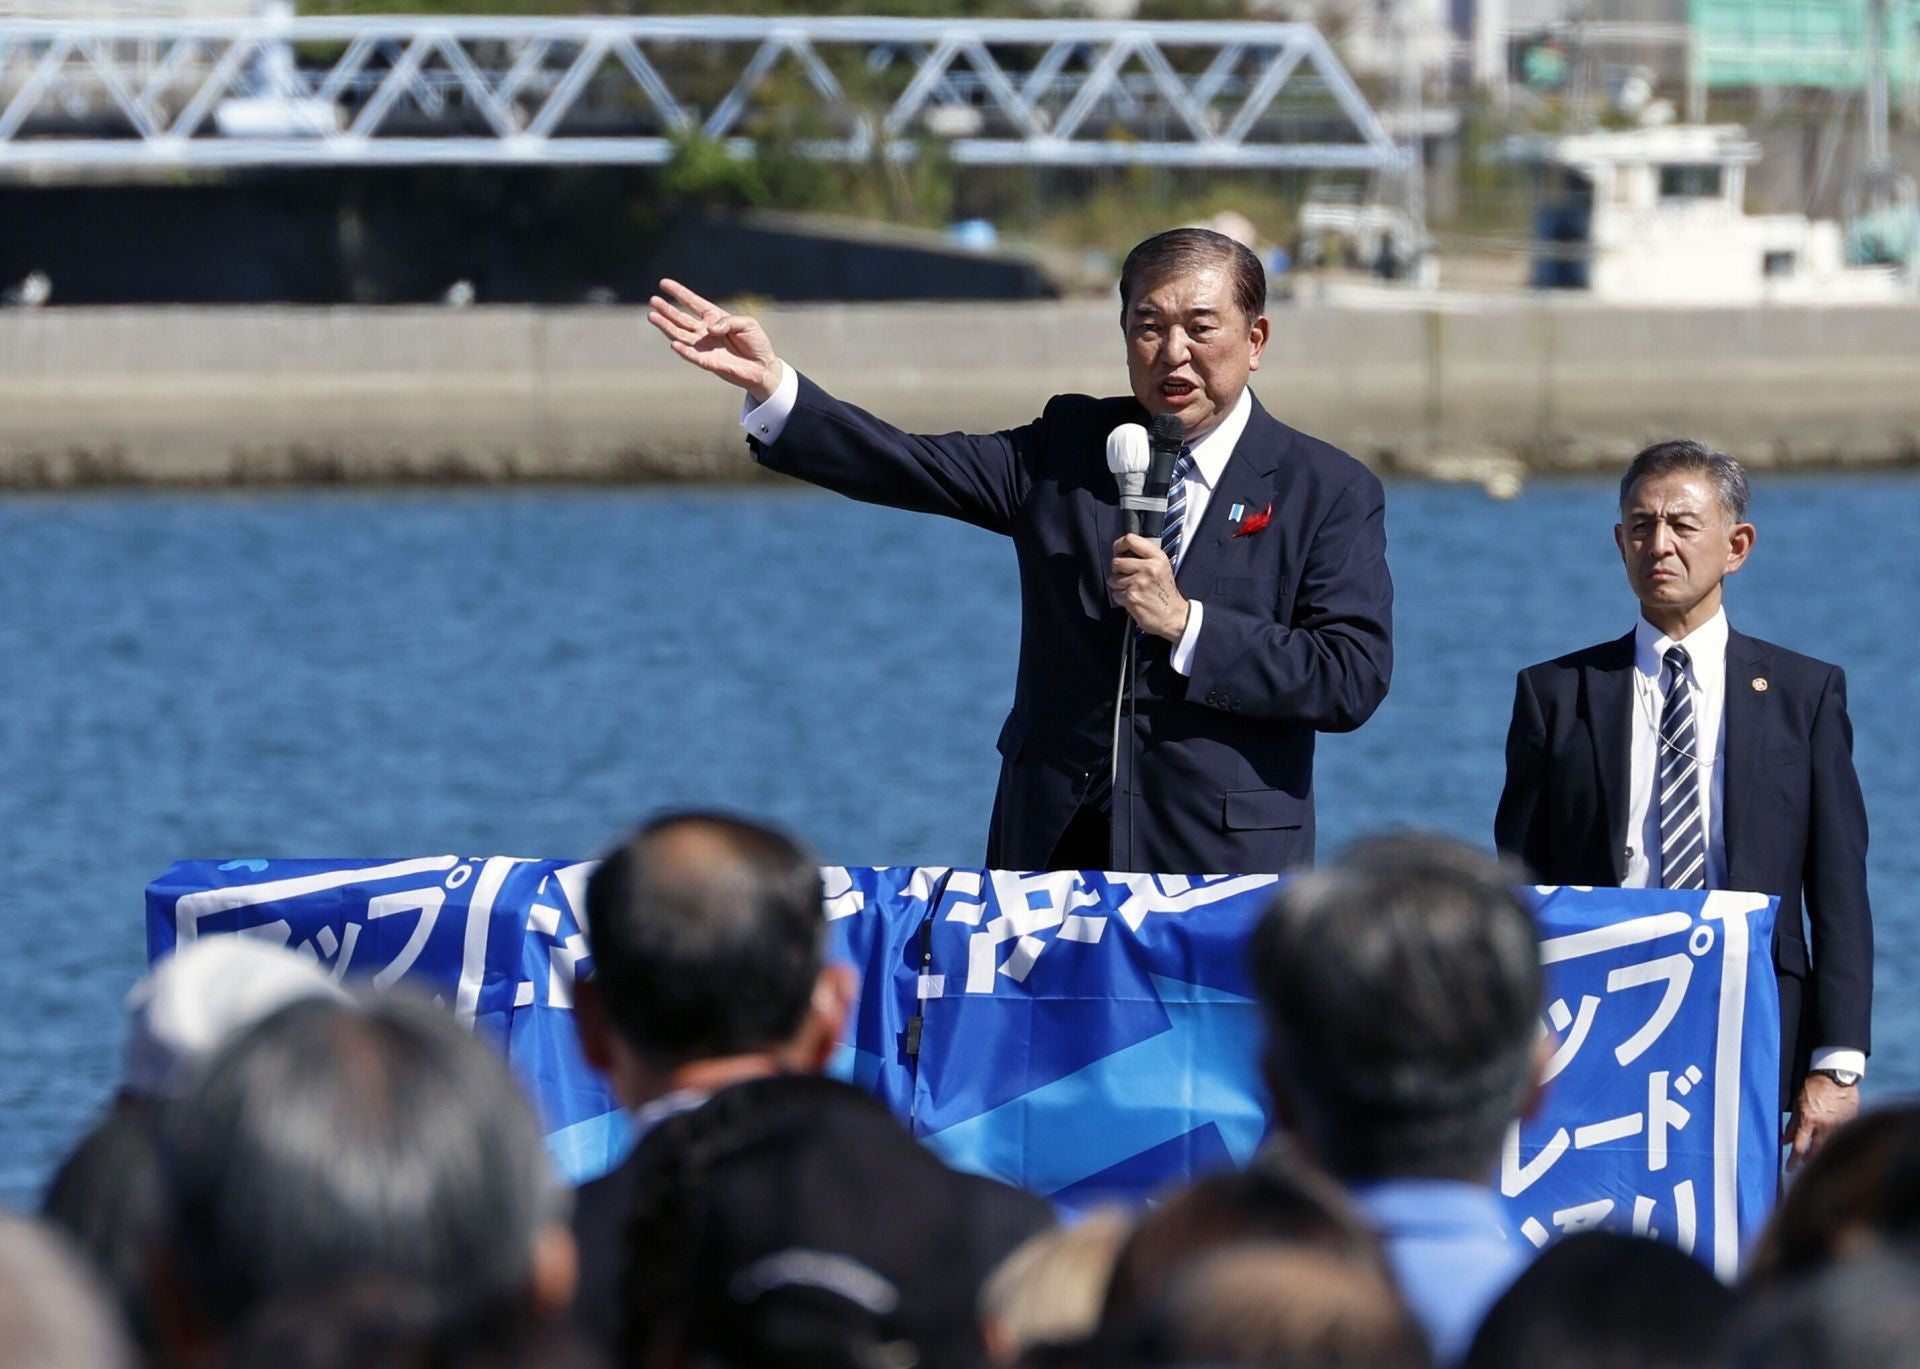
(1038, 392, 1138, 430)
(1736, 633, 1843, 683)
(1254, 407, 1384, 498)
(1518, 636, 1632, 681)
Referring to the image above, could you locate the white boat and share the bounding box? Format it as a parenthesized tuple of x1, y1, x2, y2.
(1504, 123, 1910, 303)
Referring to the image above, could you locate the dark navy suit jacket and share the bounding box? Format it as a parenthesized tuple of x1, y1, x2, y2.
(753, 375, 1394, 875)
(1494, 628, 1874, 1094)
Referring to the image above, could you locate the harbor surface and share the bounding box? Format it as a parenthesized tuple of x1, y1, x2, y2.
(4, 296, 1920, 487)
(3, 476, 1916, 1205)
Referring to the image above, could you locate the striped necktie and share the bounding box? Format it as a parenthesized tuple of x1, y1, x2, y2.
(1657, 645, 1707, 890)
(1160, 448, 1196, 568)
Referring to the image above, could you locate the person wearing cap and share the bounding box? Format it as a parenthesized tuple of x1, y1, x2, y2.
(44, 938, 351, 1352)
(121, 936, 351, 1100)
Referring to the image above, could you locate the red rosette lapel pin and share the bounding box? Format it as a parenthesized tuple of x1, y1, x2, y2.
(1233, 503, 1274, 538)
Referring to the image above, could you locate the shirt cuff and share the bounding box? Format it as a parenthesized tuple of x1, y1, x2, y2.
(1809, 1047, 1866, 1078)
(1170, 600, 1203, 676)
(740, 363, 800, 445)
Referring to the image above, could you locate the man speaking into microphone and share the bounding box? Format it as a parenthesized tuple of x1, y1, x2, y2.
(648, 228, 1393, 875)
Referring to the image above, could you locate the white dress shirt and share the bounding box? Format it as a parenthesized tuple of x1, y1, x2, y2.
(1623, 610, 1729, 893)
(1621, 609, 1862, 1078)
(742, 368, 1254, 679)
(1162, 387, 1252, 676)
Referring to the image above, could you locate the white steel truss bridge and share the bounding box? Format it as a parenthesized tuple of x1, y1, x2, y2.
(0, 15, 1409, 173)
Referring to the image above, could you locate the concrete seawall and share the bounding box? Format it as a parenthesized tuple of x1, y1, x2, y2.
(2, 298, 1918, 487)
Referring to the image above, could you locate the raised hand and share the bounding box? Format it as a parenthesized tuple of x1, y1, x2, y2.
(647, 278, 784, 403)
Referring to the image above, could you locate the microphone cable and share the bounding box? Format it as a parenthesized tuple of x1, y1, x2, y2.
(1108, 622, 1135, 873)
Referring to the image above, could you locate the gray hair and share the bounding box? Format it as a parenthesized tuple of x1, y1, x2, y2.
(1249, 833, 1542, 1182)
(1119, 227, 1266, 324)
(160, 993, 561, 1331)
(1619, 439, 1751, 523)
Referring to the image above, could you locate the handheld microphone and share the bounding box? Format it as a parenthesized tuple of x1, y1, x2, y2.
(1141, 414, 1185, 541)
(1105, 423, 1156, 537)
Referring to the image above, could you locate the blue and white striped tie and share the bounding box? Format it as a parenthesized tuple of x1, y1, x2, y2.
(1657, 645, 1707, 890)
(1160, 448, 1195, 569)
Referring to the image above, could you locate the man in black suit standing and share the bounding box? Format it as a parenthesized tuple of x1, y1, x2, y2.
(1495, 440, 1873, 1167)
(647, 228, 1393, 875)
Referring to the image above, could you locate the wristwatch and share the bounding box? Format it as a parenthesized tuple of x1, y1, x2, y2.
(1812, 1068, 1862, 1088)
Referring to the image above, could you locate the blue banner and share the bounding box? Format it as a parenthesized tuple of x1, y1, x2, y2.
(1504, 886, 1781, 1280)
(147, 861, 1777, 1276)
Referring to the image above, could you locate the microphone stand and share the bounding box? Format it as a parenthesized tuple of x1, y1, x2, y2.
(1110, 514, 1152, 875)
(1108, 622, 1135, 874)
(1127, 627, 1139, 873)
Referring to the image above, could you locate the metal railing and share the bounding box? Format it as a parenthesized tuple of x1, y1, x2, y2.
(0, 15, 1407, 171)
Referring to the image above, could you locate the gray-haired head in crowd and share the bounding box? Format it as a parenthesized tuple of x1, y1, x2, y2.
(1250, 832, 1542, 1181)
(1249, 833, 1545, 1364)
(155, 993, 574, 1355)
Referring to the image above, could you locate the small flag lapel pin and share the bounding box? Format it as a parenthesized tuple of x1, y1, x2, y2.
(1233, 503, 1275, 538)
(1228, 502, 1246, 524)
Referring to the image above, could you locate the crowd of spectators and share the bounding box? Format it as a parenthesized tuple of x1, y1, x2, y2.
(15, 816, 1917, 1369)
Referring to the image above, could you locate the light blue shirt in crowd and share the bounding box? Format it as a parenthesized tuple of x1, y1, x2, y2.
(1352, 1178, 1532, 1365)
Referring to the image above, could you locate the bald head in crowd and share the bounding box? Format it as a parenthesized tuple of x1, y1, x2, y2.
(576, 811, 852, 1105)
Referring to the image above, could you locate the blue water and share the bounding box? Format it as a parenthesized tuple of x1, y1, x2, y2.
(2, 474, 1915, 1206)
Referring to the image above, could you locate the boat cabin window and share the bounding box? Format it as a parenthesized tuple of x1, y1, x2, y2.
(1763, 250, 1796, 277)
(1659, 164, 1723, 199)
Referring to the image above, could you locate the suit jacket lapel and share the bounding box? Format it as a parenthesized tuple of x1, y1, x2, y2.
(1175, 394, 1282, 593)
(1721, 629, 1768, 879)
(1583, 633, 1636, 881)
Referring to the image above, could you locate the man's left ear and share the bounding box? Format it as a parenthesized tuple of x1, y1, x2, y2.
(1521, 1033, 1555, 1124)
(1727, 521, 1757, 573)
(1248, 314, 1270, 371)
(573, 977, 615, 1075)
(1260, 1045, 1304, 1148)
(789, 963, 858, 1075)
